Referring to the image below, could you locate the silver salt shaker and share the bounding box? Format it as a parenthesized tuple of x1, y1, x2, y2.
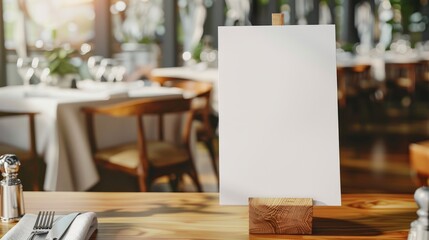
(408, 186, 429, 240)
(0, 154, 25, 222)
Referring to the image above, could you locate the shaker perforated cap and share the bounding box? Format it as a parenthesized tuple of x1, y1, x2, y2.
(0, 154, 21, 177)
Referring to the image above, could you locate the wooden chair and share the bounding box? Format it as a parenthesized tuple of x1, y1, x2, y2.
(417, 60, 429, 82)
(149, 76, 218, 181)
(336, 64, 374, 108)
(414, 60, 429, 101)
(82, 98, 203, 192)
(385, 62, 417, 94)
(0, 111, 39, 190)
(409, 141, 429, 186)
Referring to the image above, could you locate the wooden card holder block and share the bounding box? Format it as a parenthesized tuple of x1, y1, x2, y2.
(249, 198, 313, 235)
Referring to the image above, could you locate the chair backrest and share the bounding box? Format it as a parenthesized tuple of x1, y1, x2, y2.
(385, 62, 417, 92)
(149, 77, 214, 137)
(418, 59, 429, 82)
(336, 64, 372, 107)
(149, 75, 213, 125)
(82, 98, 195, 173)
(83, 97, 193, 117)
(337, 64, 372, 89)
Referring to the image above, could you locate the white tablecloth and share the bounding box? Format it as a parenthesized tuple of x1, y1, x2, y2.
(0, 83, 184, 191)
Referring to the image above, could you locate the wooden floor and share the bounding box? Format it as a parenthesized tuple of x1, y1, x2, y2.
(338, 99, 429, 194)
(339, 122, 421, 194)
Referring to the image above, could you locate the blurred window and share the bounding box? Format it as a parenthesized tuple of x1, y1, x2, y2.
(3, 0, 95, 50)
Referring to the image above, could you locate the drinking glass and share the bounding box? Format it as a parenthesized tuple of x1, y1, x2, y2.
(87, 56, 104, 81)
(17, 57, 35, 86)
(31, 57, 50, 85)
(98, 58, 116, 82)
(111, 62, 127, 82)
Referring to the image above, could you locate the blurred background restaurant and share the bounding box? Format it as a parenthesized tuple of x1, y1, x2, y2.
(1, 0, 429, 194)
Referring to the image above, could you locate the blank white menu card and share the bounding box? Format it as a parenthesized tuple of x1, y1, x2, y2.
(218, 25, 341, 206)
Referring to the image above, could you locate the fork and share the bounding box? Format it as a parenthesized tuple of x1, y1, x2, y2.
(27, 211, 55, 240)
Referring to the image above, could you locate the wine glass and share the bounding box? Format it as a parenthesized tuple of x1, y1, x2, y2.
(87, 56, 104, 81)
(31, 57, 50, 85)
(111, 59, 127, 82)
(97, 58, 116, 82)
(17, 57, 35, 86)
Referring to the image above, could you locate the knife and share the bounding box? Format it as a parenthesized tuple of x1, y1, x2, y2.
(45, 212, 80, 240)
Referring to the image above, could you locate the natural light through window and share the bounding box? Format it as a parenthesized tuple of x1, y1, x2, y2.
(3, 0, 95, 50)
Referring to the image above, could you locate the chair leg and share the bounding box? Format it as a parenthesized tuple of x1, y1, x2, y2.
(168, 174, 180, 192)
(204, 139, 219, 183)
(32, 156, 41, 191)
(188, 168, 203, 192)
(137, 175, 148, 192)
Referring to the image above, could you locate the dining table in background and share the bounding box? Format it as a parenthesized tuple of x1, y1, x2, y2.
(0, 192, 417, 239)
(335, 50, 429, 107)
(336, 50, 429, 82)
(0, 82, 184, 191)
(150, 67, 219, 114)
(151, 53, 429, 115)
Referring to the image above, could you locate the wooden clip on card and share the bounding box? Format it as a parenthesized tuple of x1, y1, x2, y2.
(272, 13, 284, 26)
(249, 198, 313, 235)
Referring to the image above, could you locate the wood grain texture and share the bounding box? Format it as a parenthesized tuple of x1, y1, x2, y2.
(249, 198, 312, 234)
(272, 13, 284, 26)
(0, 192, 417, 239)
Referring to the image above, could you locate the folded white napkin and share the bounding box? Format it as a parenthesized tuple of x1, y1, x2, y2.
(2, 212, 97, 240)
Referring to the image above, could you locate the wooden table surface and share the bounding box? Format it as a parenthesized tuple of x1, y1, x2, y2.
(0, 192, 417, 239)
